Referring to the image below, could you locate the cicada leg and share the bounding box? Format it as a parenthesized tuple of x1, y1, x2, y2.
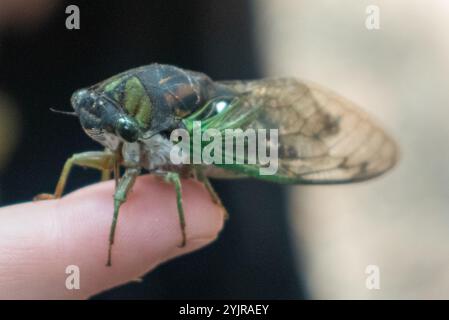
(107, 167, 140, 266)
(34, 151, 116, 201)
(100, 169, 111, 182)
(194, 167, 228, 220)
(100, 148, 116, 182)
(164, 172, 187, 248)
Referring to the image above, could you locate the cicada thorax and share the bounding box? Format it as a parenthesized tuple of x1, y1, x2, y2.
(94, 63, 237, 133)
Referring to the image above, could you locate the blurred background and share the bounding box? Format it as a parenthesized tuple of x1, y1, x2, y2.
(0, 0, 447, 299)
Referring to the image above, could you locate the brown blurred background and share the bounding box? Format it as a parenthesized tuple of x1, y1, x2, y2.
(256, 0, 449, 299)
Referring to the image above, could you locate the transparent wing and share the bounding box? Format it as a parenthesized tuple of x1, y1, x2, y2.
(190, 78, 399, 184)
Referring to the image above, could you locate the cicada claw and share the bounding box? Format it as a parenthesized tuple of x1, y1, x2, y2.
(33, 193, 57, 201)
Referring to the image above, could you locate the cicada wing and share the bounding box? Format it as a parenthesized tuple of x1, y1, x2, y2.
(191, 78, 399, 184)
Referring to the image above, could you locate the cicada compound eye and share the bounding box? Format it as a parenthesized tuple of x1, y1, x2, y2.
(116, 117, 140, 143)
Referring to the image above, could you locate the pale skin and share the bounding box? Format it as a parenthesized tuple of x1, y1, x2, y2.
(0, 175, 224, 299)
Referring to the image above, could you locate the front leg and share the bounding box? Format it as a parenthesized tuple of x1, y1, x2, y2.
(35, 151, 116, 200)
(107, 167, 140, 266)
(163, 172, 187, 248)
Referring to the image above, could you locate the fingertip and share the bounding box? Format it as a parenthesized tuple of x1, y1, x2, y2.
(0, 174, 225, 298)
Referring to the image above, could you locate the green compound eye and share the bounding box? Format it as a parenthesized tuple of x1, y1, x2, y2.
(116, 117, 140, 142)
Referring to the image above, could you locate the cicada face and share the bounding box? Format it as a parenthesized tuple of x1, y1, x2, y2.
(71, 88, 141, 150)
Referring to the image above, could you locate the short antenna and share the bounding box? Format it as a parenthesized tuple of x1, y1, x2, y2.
(49, 108, 78, 117)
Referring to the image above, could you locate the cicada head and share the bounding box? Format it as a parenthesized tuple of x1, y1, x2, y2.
(71, 88, 141, 150)
(70, 64, 238, 150)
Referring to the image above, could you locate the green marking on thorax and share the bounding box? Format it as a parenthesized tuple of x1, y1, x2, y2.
(103, 78, 123, 102)
(123, 77, 152, 129)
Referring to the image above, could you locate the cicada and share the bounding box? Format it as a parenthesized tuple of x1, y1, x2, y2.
(36, 63, 398, 266)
